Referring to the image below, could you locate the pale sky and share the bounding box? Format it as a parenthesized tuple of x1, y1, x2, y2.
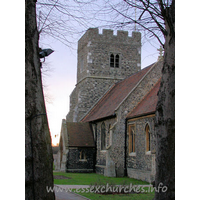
(41, 31, 161, 146)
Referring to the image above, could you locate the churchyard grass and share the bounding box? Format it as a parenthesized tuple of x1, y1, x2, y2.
(54, 172, 155, 199)
(53, 172, 149, 185)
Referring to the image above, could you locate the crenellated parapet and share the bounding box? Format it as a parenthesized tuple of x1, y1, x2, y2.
(78, 28, 141, 52)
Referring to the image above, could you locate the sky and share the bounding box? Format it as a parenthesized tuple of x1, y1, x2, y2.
(41, 32, 161, 146)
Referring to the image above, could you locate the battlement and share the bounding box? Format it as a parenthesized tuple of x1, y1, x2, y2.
(77, 27, 141, 84)
(78, 28, 141, 48)
(89, 27, 140, 38)
(101, 29, 140, 39)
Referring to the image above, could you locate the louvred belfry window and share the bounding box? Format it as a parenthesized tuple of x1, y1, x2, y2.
(110, 53, 120, 68)
(115, 54, 119, 68)
(110, 54, 114, 67)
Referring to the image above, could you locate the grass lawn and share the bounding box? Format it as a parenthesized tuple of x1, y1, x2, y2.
(54, 172, 155, 199)
(53, 172, 149, 185)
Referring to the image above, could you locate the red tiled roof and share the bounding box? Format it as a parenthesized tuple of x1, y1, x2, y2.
(82, 64, 154, 122)
(126, 79, 161, 119)
(66, 122, 95, 147)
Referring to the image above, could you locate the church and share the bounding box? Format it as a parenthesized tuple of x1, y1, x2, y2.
(55, 28, 163, 183)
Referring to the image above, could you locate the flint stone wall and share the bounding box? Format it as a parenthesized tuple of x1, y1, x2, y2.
(127, 115, 156, 183)
(66, 147, 96, 172)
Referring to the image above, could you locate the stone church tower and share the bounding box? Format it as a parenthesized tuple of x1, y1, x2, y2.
(66, 28, 141, 122)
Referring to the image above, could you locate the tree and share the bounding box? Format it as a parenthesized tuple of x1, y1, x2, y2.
(25, 0, 55, 199)
(154, 1, 175, 199)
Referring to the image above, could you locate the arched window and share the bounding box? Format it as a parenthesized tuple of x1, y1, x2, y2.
(129, 125, 135, 154)
(101, 122, 106, 150)
(145, 124, 150, 152)
(80, 150, 86, 160)
(115, 54, 119, 68)
(107, 124, 111, 147)
(93, 123, 97, 142)
(110, 54, 114, 68)
(110, 53, 120, 68)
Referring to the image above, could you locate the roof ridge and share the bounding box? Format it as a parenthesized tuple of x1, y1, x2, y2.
(126, 78, 161, 119)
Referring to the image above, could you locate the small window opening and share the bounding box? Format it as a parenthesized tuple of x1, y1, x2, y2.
(145, 124, 150, 152)
(129, 125, 135, 154)
(115, 54, 119, 68)
(80, 150, 86, 160)
(101, 122, 106, 150)
(110, 54, 114, 68)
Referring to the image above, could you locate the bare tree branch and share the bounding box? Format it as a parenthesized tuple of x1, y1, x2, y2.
(39, 0, 59, 34)
(110, 3, 164, 46)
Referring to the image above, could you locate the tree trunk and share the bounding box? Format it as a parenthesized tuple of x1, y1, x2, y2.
(25, 0, 55, 199)
(155, 1, 175, 200)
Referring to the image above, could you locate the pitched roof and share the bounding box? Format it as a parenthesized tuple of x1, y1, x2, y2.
(66, 122, 95, 147)
(126, 79, 161, 119)
(81, 64, 154, 122)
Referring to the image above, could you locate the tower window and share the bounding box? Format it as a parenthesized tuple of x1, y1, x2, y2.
(110, 53, 120, 68)
(115, 54, 119, 68)
(110, 54, 114, 68)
